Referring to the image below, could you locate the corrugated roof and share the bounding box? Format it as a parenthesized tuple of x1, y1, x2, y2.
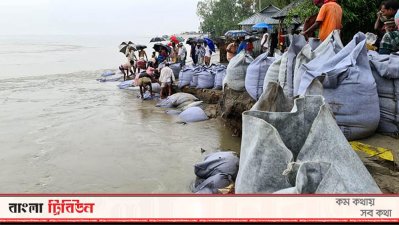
(272, 0, 305, 19)
(238, 5, 281, 26)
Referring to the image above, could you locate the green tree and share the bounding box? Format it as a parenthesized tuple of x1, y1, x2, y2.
(197, 0, 258, 37)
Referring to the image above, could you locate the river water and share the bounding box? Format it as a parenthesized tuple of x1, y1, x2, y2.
(0, 35, 241, 193)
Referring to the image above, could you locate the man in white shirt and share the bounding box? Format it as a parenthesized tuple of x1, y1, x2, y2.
(159, 62, 176, 99)
(261, 28, 270, 53)
(204, 44, 212, 66)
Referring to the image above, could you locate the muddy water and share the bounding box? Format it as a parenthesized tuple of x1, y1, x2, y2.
(0, 71, 241, 193)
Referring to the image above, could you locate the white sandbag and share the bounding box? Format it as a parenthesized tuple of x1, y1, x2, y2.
(213, 66, 226, 90)
(156, 93, 198, 108)
(369, 51, 399, 134)
(196, 70, 215, 89)
(223, 51, 254, 91)
(282, 35, 307, 97)
(182, 101, 203, 111)
(178, 67, 196, 89)
(245, 53, 275, 100)
(151, 83, 161, 93)
(101, 70, 116, 77)
(294, 30, 343, 96)
(263, 54, 283, 89)
(170, 63, 182, 80)
(179, 107, 208, 122)
(298, 32, 380, 141)
(97, 74, 123, 82)
(194, 151, 239, 179)
(117, 80, 134, 89)
(236, 95, 381, 194)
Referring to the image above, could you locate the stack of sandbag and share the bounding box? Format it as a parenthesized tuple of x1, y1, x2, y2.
(368, 51, 399, 135)
(178, 66, 196, 89)
(212, 65, 227, 90)
(170, 62, 182, 80)
(245, 53, 275, 100)
(223, 51, 254, 91)
(192, 151, 239, 194)
(236, 91, 381, 194)
(297, 32, 380, 141)
(156, 93, 198, 108)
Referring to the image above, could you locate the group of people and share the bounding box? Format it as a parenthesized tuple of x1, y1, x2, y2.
(118, 40, 191, 100)
(189, 41, 214, 66)
(226, 35, 258, 62)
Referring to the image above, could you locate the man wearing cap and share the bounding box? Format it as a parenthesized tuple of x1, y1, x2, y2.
(379, 20, 399, 54)
(301, 0, 342, 41)
(159, 62, 175, 99)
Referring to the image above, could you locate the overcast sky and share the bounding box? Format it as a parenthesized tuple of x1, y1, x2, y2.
(0, 0, 201, 36)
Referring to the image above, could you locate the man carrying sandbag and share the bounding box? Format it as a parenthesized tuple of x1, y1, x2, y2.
(301, 0, 343, 41)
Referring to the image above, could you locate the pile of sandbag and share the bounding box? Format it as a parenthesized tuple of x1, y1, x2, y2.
(368, 51, 399, 135)
(260, 31, 380, 140)
(192, 151, 239, 194)
(236, 88, 381, 194)
(179, 64, 226, 90)
(296, 32, 379, 141)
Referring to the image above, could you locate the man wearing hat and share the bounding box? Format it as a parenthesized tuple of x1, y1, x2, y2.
(379, 20, 399, 54)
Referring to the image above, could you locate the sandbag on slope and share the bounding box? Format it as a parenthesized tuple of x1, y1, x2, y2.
(156, 93, 198, 108)
(236, 95, 381, 194)
(178, 107, 208, 122)
(194, 151, 239, 179)
(223, 51, 253, 91)
(245, 53, 275, 100)
(369, 51, 399, 135)
(297, 32, 380, 141)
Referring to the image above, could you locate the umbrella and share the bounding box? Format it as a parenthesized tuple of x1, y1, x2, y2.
(252, 22, 272, 30)
(119, 41, 136, 55)
(204, 38, 216, 52)
(170, 35, 180, 44)
(224, 30, 249, 38)
(150, 37, 166, 43)
(153, 43, 171, 53)
(136, 44, 147, 50)
(186, 37, 195, 44)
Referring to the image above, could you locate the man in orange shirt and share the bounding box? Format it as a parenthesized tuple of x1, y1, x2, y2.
(302, 0, 343, 41)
